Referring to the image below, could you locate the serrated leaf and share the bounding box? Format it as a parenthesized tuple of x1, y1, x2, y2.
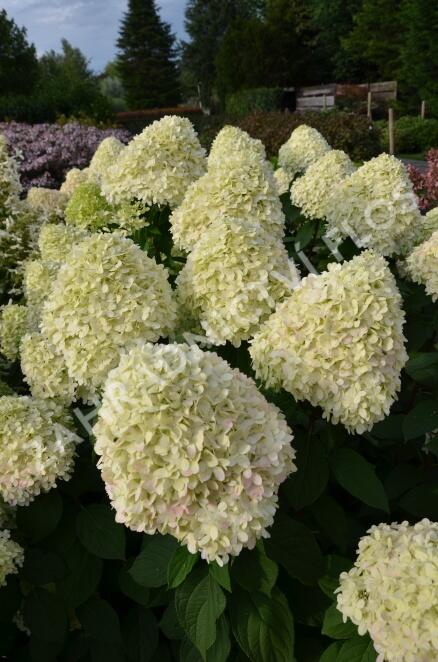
(337, 636, 377, 662)
(78, 597, 121, 644)
(130, 534, 178, 588)
(319, 642, 342, 661)
(209, 562, 231, 592)
(76, 504, 125, 560)
(331, 448, 389, 512)
(160, 603, 184, 640)
(167, 546, 198, 589)
(175, 566, 226, 658)
(231, 546, 278, 596)
(403, 400, 438, 441)
(266, 514, 324, 584)
(321, 604, 356, 639)
(229, 587, 294, 662)
(119, 566, 150, 607)
(122, 607, 159, 662)
(283, 434, 329, 510)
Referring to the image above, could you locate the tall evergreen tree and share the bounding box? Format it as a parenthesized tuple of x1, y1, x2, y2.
(0, 9, 39, 95)
(398, 0, 438, 116)
(215, 0, 320, 100)
(339, 0, 404, 82)
(117, 0, 180, 109)
(182, 0, 259, 105)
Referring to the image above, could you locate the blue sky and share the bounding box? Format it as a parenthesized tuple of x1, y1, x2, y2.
(1, 0, 187, 72)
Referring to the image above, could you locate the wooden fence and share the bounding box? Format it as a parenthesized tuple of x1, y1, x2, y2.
(295, 81, 397, 112)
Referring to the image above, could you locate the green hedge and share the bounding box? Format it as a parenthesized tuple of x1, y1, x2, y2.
(377, 116, 438, 154)
(225, 88, 283, 116)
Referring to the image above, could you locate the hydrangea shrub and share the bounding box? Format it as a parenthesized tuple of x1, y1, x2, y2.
(0, 116, 436, 662)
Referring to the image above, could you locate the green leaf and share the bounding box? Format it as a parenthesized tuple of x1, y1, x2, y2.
(385, 465, 422, 500)
(21, 549, 66, 586)
(78, 597, 122, 643)
(266, 514, 324, 584)
(167, 546, 198, 589)
(16, 491, 62, 543)
(405, 352, 438, 384)
(319, 642, 342, 661)
(229, 587, 294, 662)
(76, 504, 125, 560)
(371, 414, 404, 441)
(175, 566, 226, 658)
(56, 541, 103, 608)
(400, 482, 438, 520)
(209, 562, 231, 592)
(160, 603, 185, 640)
(205, 615, 231, 662)
(130, 534, 178, 588)
(123, 607, 159, 662)
(89, 640, 125, 662)
(119, 566, 150, 607)
(294, 220, 317, 251)
(231, 546, 278, 596)
(318, 555, 352, 599)
(23, 588, 67, 644)
(310, 495, 348, 551)
(0, 576, 21, 622)
(283, 434, 329, 510)
(337, 636, 377, 662)
(331, 448, 389, 512)
(321, 604, 357, 639)
(403, 400, 438, 440)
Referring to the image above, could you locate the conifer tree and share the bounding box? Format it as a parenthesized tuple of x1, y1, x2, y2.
(117, 0, 180, 109)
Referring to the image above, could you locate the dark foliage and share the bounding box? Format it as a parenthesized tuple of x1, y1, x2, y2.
(117, 0, 180, 110)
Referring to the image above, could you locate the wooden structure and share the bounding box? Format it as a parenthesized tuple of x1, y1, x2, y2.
(295, 81, 397, 113)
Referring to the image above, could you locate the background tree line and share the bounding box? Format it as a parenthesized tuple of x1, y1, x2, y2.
(0, 0, 436, 120)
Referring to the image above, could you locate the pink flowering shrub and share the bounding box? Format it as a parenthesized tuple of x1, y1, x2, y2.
(408, 148, 438, 210)
(0, 122, 130, 190)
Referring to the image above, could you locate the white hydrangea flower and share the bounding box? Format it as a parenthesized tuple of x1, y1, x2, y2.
(406, 230, 438, 301)
(291, 150, 356, 220)
(325, 154, 421, 256)
(23, 259, 59, 311)
(88, 137, 125, 183)
(250, 251, 407, 433)
(412, 207, 438, 247)
(176, 219, 299, 346)
(26, 187, 68, 221)
(0, 135, 22, 212)
(94, 342, 296, 565)
(38, 223, 88, 263)
(171, 153, 286, 252)
(208, 126, 266, 169)
(278, 124, 331, 178)
(0, 530, 23, 587)
(65, 182, 145, 233)
(60, 168, 90, 198)
(336, 519, 438, 662)
(0, 303, 29, 361)
(0, 395, 77, 505)
(41, 233, 177, 393)
(102, 116, 206, 209)
(273, 167, 293, 196)
(21, 333, 76, 404)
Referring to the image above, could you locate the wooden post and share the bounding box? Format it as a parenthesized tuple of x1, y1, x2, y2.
(421, 100, 426, 119)
(388, 108, 395, 155)
(367, 91, 372, 120)
(323, 94, 327, 111)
